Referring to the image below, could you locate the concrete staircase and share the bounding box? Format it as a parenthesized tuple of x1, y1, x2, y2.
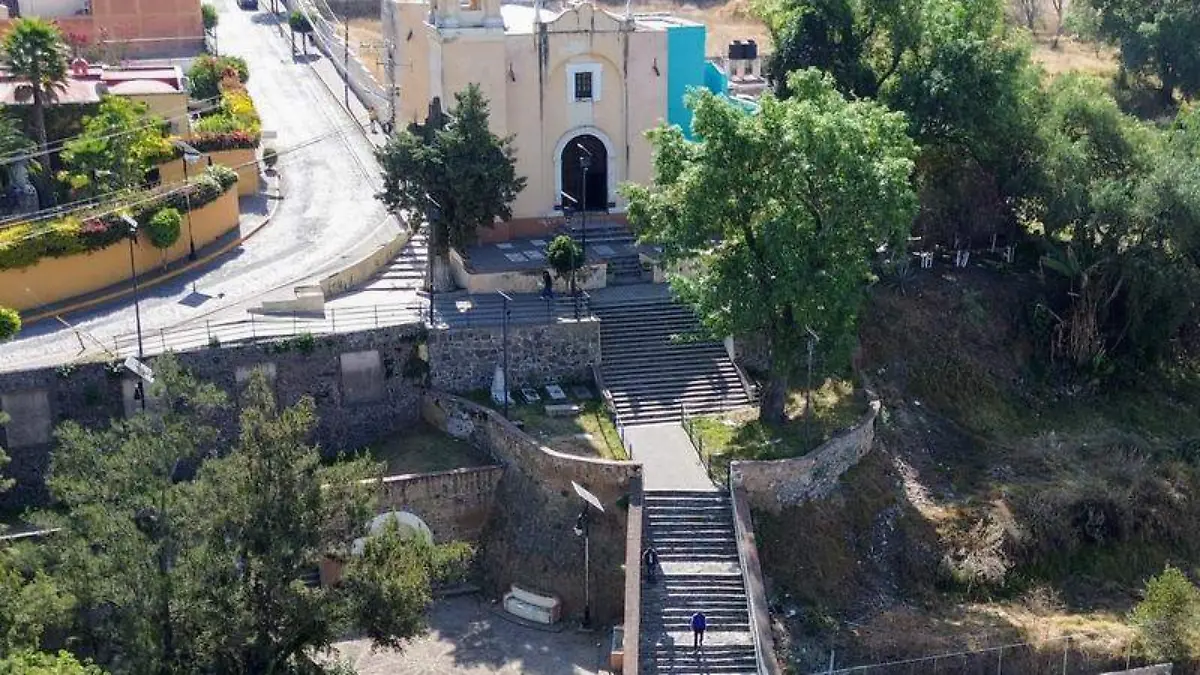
(596, 298, 753, 425)
(372, 228, 428, 290)
(640, 491, 758, 674)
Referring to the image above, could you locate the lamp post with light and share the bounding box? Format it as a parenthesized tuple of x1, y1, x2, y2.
(172, 140, 203, 260)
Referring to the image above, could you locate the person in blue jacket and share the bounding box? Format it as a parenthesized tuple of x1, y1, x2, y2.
(691, 611, 706, 650)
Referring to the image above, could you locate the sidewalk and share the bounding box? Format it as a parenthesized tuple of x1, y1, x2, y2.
(625, 423, 717, 492)
(23, 171, 283, 325)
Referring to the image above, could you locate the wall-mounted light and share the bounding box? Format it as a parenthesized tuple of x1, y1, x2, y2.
(508, 64, 516, 82)
(652, 58, 660, 76)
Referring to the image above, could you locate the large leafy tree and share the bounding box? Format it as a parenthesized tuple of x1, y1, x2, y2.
(59, 96, 173, 200)
(1029, 77, 1200, 372)
(0, 650, 107, 674)
(2, 18, 69, 207)
(376, 84, 526, 291)
(624, 70, 917, 422)
(36, 359, 448, 674)
(1083, 0, 1200, 105)
(759, 0, 1043, 247)
(41, 358, 228, 674)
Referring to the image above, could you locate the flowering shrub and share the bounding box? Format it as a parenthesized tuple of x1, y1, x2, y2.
(0, 166, 238, 270)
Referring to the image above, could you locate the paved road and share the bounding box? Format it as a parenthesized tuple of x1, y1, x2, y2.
(0, 0, 399, 372)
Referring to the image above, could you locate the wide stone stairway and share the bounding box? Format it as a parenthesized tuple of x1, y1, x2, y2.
(640, 490, 759, 674)
(594, 293, 753, 425)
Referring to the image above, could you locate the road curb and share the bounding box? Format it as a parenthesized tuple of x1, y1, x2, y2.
(22, 171, 285, 326)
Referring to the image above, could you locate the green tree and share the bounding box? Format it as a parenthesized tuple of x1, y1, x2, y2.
(201, 4, 219, 33)
(288, 12, 314, 56)
(2, 18, 69, 207)
(546, 234, 583, 290)
(760, 0, 1043, 248)
(0, 307, 19, 342)
(1130, 565, 1200, 662)
(40, 357, 227, 675)
(0, 650, 107, 674)
(0, 555, 73, 656)
(1083, 0, 1200, 105)
(179, 374, 382, 673)
(59, 96, 173, 200)
(757, 0, 922, 99)
(145, 208, 182, 250)
(623, 71, 917, 422)
(376, 85, 526, 291)
(1028, 77, 1200, 372)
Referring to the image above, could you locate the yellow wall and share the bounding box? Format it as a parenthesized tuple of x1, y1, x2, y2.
(127, 92, 190, 135)
(390, 0, 670, 223)
(0, 187, 239, 311)
(159, 148, 259, 197)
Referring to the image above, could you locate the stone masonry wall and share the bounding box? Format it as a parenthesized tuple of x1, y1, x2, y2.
(422, 391, 642, 623)
(426, 319, 601, 393)
(731, 400, 882, 514)
(375, 466, 504, 544)
(0, 325, 426, 509)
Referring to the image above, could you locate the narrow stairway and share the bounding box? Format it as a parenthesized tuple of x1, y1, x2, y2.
(595, 298, 753, 425)
(640, 490, 758, 674)
(379, 228, 428, 290)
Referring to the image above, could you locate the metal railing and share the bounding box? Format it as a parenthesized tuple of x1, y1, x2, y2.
(110, 302, 425, 359)
(430, 292, 593, 329)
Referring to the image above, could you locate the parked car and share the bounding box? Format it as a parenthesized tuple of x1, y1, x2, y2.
(237, 0, 259, 9)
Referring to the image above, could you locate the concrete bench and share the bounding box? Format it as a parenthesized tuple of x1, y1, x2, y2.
(544, 403, 582, 417)
(502, 585, 562, 625)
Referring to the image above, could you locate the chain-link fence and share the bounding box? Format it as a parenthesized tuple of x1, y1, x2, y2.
(811, 634, 1165, 675)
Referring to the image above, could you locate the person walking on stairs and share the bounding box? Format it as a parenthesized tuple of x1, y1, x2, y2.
(643, 545, 659, 584)
(691, 611, 706, 650)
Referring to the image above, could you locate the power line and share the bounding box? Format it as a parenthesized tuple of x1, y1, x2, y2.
(0, 116, 371, 246)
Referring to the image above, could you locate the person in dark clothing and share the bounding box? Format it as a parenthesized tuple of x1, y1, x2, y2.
(691, 611, 706, 649)
(643, 546, 659, 583)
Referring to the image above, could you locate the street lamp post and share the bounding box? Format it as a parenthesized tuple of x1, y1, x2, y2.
(497, 290, 512, 419)
(173, 141, 203, 260)
(576, 143, 593, 261)
(122, 215, 146, 409)
(574, 506, 591, 628)
(425, 196, 441, 326)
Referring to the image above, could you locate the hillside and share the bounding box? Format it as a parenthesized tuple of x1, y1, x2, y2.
(758, 267, 1200, 673)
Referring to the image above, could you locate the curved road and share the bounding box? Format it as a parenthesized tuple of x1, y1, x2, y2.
(0, 0, 399, 371)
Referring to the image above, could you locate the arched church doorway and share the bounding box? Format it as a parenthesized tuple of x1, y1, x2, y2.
(561, 134, 608, 212)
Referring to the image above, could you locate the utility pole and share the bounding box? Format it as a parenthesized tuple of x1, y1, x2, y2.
(343, 15, 351, 111)
(498, 290, 512, 419)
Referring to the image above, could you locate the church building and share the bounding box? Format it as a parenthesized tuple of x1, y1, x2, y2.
(383, 0, 732, 239)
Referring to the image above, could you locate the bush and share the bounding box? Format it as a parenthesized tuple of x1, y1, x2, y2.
(193, 113, 239, 135)
(546, 234, 583, 279)
(1130, 565, 1200, 662)
(187, 129, 259, 153)
(0, 166, 237, 271)
(146, 207, 182, 250)
(0, 307, 20, 342)
(186, 55, 249, 101)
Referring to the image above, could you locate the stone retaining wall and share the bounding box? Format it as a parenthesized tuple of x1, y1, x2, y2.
(375, 465, 504, 544)
(0, 325, 426, 509)
(427, 319, 601, 393)
(731, 400, 882, 513)
(422, 390, 642, 623)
